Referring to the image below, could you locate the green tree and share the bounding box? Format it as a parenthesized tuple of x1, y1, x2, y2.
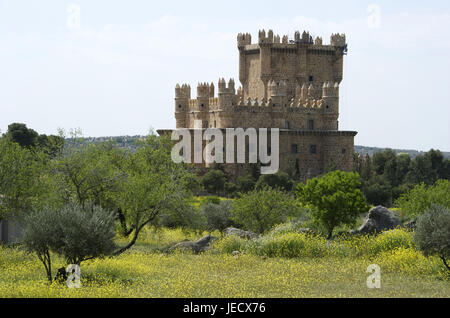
(424, 149, 448, 180)
(372, 149, 396, 176)
(0, 138, 45, 219)
(396, 154, 411, 185)
(414, 205, 450, 271)
(232, 187, 302, 233)
(383, 156, 398, 186)
(394, 179, 450, 218)
(112, 133, 194, 255)
(21, 207, 59, 282)
(296, 171, 368, 239)
(223, 182, 238, 197)
(361, 154, 373, 181)
(50, 141, 127, 210)
(255, 171, 293, 191)
(4, 123, 39, 148)
(36, 134, 65, 159)
(3, 123, 64, 157)
(406, 154, 438, 185)
(202, 200, 233, 234)
(362, 175, 392, 207)
(236, 174, 256, 193)
(201, 169, 226, 195)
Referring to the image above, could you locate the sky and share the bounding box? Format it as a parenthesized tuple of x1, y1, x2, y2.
(0, 0, 449, 151)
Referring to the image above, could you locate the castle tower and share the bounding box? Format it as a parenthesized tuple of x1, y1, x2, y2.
(218, 78, 236, 108)
(163, 30, 356, 181)
(322, 81, 340, 129)
(238, 29, 346, 102)
(175, 83, 190, 128)
(195, 82, 212, 127)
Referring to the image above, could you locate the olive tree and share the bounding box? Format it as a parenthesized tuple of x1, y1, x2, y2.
(22, 203, 117, 282)
(21, 208, 60, 282)
(414, 205, 450, 271)
(202, 200, 233, 234)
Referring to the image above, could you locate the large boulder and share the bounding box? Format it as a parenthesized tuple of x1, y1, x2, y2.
(171, 235, 217, 254)
(357, 206, 402, 235)
(224, 227, 259, 240)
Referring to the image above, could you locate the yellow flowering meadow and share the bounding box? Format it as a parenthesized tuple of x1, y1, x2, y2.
(0, 227, 449, 298)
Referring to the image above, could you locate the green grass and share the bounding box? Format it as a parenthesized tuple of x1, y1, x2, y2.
(0, 227, 449, 298)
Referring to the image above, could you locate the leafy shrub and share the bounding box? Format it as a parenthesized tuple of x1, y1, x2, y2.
(201, 170, 226, 195)
(365, 228, 414, 256)
(248, 233, 329, 258)
(414, 205, 450, 270)
(362, 175, 392, 207)
(232, 187, 303, 234)
(255, 171, 293, 191)
(212, 235, 248, 254)
(374, 247, 442, 277)
(224, 182, 238, 197)
(236, 174, 256, 193)
(202, 200, 234, 233)
(394, 179, 450, 218)
(268, 218, 309, 237)
(159, 203, 206, 231)
(330, 228, 414, 258)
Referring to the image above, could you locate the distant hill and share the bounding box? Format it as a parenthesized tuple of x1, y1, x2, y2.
(354, 145, 450, 159)
(65, 135, 450, 159)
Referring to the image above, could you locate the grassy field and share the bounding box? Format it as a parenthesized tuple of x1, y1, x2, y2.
(0, 227, 449, 298)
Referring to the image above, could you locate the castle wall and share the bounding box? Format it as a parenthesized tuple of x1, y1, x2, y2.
(159, 129, 356, 181)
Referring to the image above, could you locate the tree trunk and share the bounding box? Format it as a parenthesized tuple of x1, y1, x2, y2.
(327, 227, 334, 240)
(441, 255, 450, 271)
(112, 216, 154, 256)
(37, 251, 53, 283)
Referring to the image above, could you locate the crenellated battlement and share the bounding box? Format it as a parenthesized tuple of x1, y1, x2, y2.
(197, 82, 214, 98)
(330, 33, 346, 47)
(175, 83, 191, 99)
(218, 78, 235, 94)
(239, 29, 345, 48)
(178, 79, 339, 115)
(175, 30, 345, 131)
(237, 32, 252, 47)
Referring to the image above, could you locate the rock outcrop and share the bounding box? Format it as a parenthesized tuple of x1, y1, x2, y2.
(357, 206, 402, 235)
(171, 235, 217, 254)
(224, 227, 259, 240)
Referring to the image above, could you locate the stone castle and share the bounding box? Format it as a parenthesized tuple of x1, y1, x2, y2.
(162, 29, 357, 180)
